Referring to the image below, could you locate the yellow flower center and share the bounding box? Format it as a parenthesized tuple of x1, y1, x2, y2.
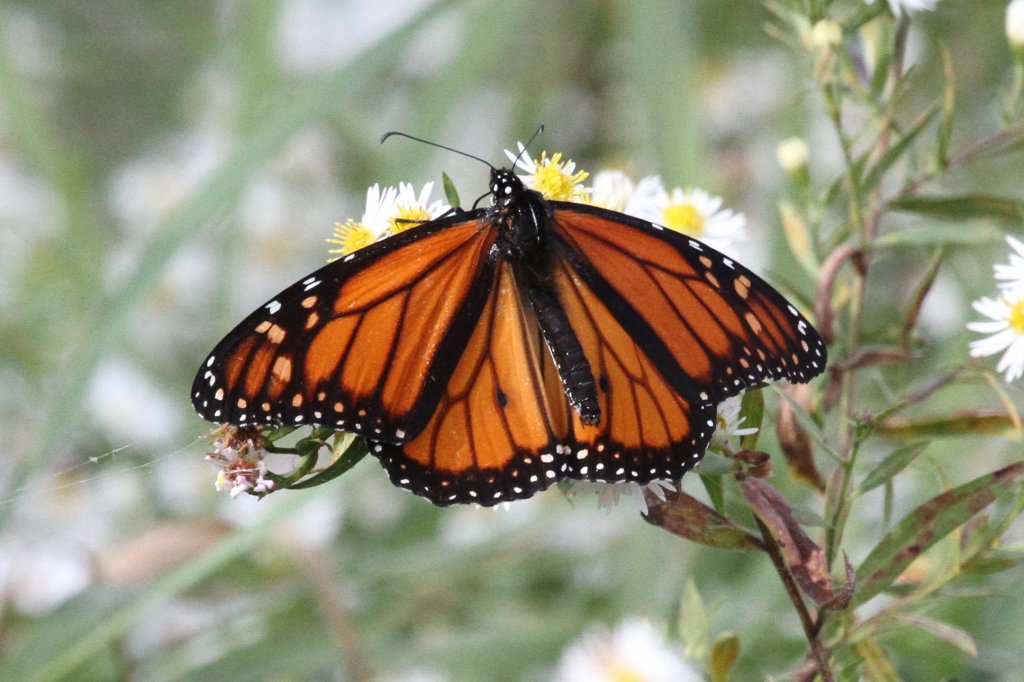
(1008, 299, 1024, 333)
(532, 152, 589, 201)
(662, 202, 705, 236)
(389, 206, 433, 235)
(326, 220, 375, 261)
(605, 662, 646, 682)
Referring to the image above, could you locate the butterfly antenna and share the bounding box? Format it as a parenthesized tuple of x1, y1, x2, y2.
(380, 131, 495, 170)
(513, 123, 545, 167)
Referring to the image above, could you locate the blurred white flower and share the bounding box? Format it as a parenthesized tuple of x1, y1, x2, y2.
(505, 144, 590, 201)
(994, 235, 1024, 291)
(587, 170, 635, 212)
(568, 479, 675, 515)
(87, 359, 183, 446)
(1010, 0, 1024, 49)
(632, 186, 747, 253)
(867, 0, 940, 15)
(709, 396, 759, 452)
(967, 287, 1024, 382)
(555, 617, 704, 682)
(0, 540, 91, 615)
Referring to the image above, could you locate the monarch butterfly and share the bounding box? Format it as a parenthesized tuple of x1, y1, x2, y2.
(192, 135, 826, 506)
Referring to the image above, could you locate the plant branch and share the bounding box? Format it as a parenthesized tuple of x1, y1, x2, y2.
(755, 516, 833, 682)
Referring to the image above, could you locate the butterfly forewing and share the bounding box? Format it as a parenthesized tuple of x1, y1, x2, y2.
(549, 203, 827, 403)
(192, 216, 497, 442)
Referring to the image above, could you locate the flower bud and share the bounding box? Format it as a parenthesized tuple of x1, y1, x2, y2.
(776, 137, 809, 175)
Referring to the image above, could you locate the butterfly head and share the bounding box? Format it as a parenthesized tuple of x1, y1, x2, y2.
(490, 168, 525, 208)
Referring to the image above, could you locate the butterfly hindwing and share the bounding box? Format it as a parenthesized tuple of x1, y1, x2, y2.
(373, 262, 570, 505)
(548, 203, 827, 404)
(191, 214, 498, 442)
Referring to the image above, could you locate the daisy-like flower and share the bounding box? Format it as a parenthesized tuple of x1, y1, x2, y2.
(994, 235, 1024, 291)
(205, 425, 276, 498)
(866, 0, 940, 16)
(587, 170, 634, 212)
(388, 181, 449, 236)
(967, 286, 1024, 382)
(326, 183, 397, 260)
(632, 185, 747, 252)
(505, 143, 590, 202)
(554, 618, 703, 682)
(567, 479, 675, 515)
(709, 395, 759, 453)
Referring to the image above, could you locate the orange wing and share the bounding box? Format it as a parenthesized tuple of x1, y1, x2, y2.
(548, 203, 827, 404)
(192, 216, 498, 442)
(373, 260, 716, 506)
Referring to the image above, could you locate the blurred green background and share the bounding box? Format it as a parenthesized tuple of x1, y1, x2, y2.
(0, 0, 1021, 680)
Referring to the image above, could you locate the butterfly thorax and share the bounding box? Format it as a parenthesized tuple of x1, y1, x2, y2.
(488, 168, 549, 262)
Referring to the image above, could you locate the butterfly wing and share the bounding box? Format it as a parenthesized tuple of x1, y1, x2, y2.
(547, 202, 827, 404)
(192, 213, 498, 442)
(372, 259, 717, 506)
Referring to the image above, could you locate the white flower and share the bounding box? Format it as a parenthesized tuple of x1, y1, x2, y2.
(326, 183, 397, 259)
(631, 185, 747, 252)
(624, 175, 665, 220)
(504, 143, 590, 201)
(994, 235, 1024, 290)
(866, 0, 940, 15)
(709, 396, 759, 453)
(567, 479, 675, 515)
(967, 287, 1024, 382)
(554, 618, 704, 682)
(1010, 0, 1024, 49)
(205, 426, 276, 498)
(388, 181, 449, 236)
(587, 170, 634, 212)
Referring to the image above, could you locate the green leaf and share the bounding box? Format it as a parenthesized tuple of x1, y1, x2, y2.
(859, 442, 928, 494)
(877, 410, 1020, 438)
(854, 461, 1024, 607)
(709, 632, 741, 682)
(738, 389, 764, 451)
(887, 195, 1024, 223)
(861, 105, 939, 194)
(778, 201, 819, 276)
(873, 223, 1008, 247)
(442, 171, 461, 207)
(937, 47, 955, 168)
(679, 578, 710, 661)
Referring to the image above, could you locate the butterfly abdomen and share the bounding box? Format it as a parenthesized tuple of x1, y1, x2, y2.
(525, 279, 600, 426)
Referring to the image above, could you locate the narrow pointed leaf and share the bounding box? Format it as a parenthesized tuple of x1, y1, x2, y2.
(888, 195, 1024, 222)
(644, 490, 761, 551)
(441, 171, 461, 207)
(709, 632, 741, 682)
(742, 478, 836, 606)
(855, 461, 1024, 607)
(859, 442, 928, 494)
(679, 579, 709, 661)
(862, 105, 938, 193)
